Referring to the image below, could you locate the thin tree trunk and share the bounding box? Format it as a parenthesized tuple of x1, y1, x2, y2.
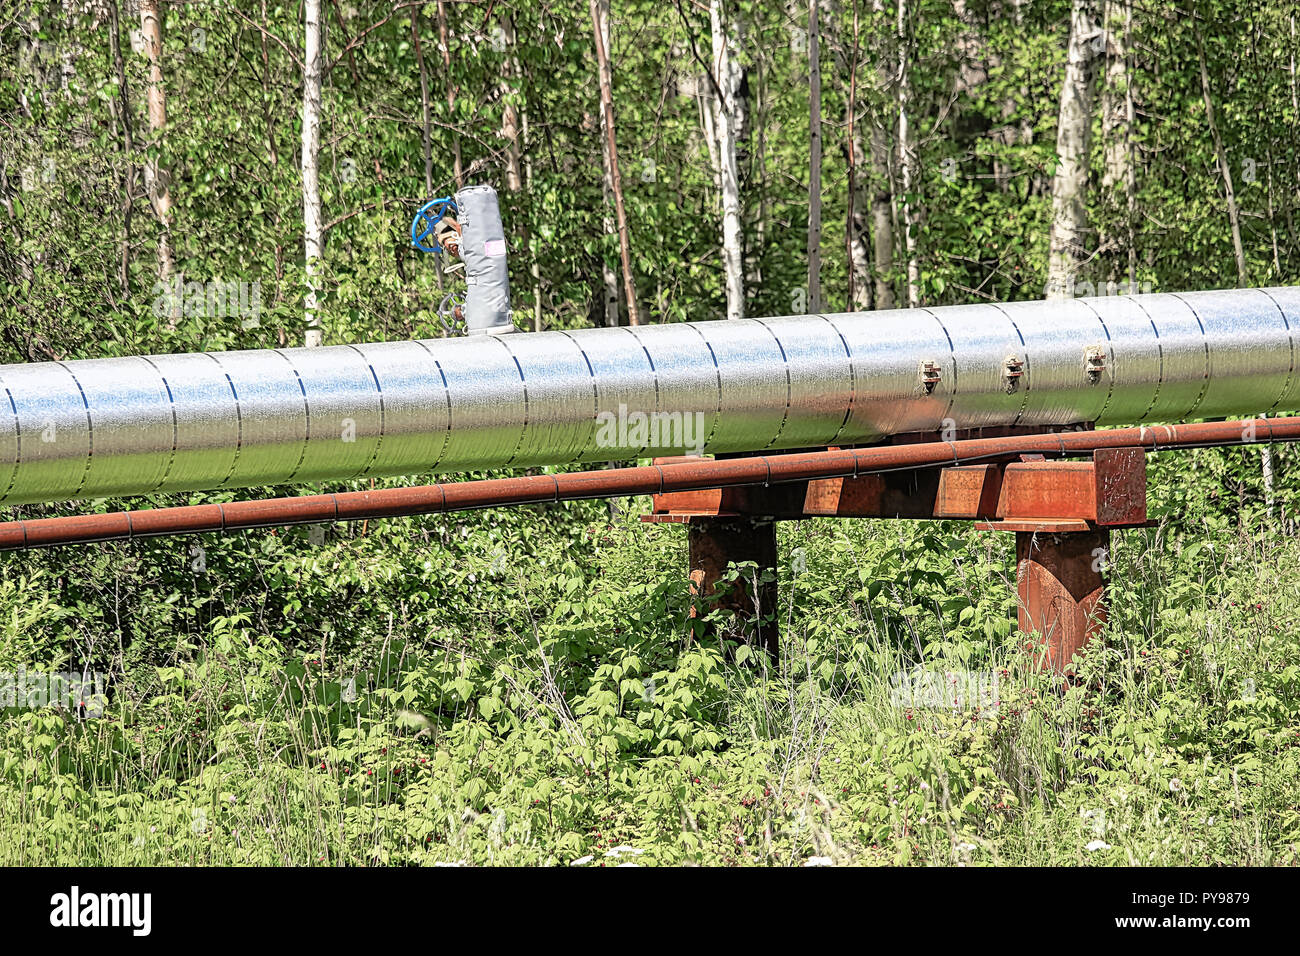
(106, 0, 135, 296)
(501, 17, 523, 197)
(593, 2, 619, 326)
(302, 0, 323, 347)
(590, 0, 642, 325)
(11, 11, 43, 282)
(807, 0, 822, 313)
(411, 5, 433, 197)
(869, 125, 893, 309)
(1123, 0, 1136, 289)
(499, 15, 541, 331)
(256, 0, 288, 305)
(699, 78, 720, 182)
(513, 48, 545, 331)
(410, 2, 447, 296)
(897, 0, 920, 307)
(597, 109, 619, 327)
(710, 0, 745, 320)
(1046, 0, 1099, 299)
(1099, 0, 1130, 283)
(138, 0, 176, 319)
(1014, 0, 1042, 197)
(990, 0, 1019, 193)
(843, 0, 870, 310)
(868, 0, 895, 311)
(16, 8, 42, 121)
(1267, 146, 1281, 275)
(436, 2, 462, 188)
(744, 41, 766, 296)
(1290, 15, 1300, 275)
(1194, 22, 1247, 287)
(258, 0, 279, 168)
(522, 98, 544, 331)
(1099, 2, 1126, 194)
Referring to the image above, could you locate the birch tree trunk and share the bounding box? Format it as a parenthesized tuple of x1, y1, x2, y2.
(844, 139, 872, 312)
(806, 0, 822, 313)
(522, 102, 543, 332)
(257, 0, 288, 305)
(138, 0, 176, 317)
(1194, 22, 1248, 288)
(590, 0, 642, 325)
(746, 40, 767, 296)
(302, 0, 323, 347)
(501, 17, 523, 197)
(842, 0, 872, 310)
(1046, 0, 1099, 299)
(867, 0, 895, 310)
(896, 0, 920, 308)
(499, 15, 542, 331)
(594, 2, 619, 327)
(16, 8, 42, 121)
(1099, 2, 1128, 198)
(1099, 0, 1134, 286)
(597, 106, 619, 327)
(710, 0, 745, 320)
(1122, 1, 1136, 288)
(869, 123, 894, 309)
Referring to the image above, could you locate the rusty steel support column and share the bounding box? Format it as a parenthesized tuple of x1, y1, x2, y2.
(686, 517, 780, 663)
(1015, 529, 1109, 674)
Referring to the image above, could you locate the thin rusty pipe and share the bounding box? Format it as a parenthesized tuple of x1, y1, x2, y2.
(1, 417, 1296, 551)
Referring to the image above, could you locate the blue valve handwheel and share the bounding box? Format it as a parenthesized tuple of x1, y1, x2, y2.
(411, 197, 458, 253)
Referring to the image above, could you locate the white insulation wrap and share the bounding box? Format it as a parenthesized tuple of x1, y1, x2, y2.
(0, 287, 1296, 505)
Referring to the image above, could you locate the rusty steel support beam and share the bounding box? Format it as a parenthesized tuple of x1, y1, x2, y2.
(686, 517, 780, 664)
(1016, 529, 1109, 674)
(649, 447, 1151, 672)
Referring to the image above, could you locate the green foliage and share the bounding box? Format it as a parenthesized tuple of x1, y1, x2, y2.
(2, 1, 1300, 866)
(0, 488, 1297, 866)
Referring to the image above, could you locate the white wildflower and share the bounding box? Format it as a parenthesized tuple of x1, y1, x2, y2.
(604, 845, 644, 858)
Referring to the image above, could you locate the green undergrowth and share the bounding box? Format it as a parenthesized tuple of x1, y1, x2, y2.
(0, 446, 1298, 865)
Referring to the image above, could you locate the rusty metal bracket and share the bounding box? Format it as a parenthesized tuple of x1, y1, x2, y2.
(646, 441, 1149, 674)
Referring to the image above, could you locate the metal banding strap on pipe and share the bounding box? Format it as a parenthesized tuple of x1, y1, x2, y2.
(0, 287, 1296, 507)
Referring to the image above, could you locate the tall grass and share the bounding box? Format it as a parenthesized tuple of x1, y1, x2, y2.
(1, 484, 1298, 865)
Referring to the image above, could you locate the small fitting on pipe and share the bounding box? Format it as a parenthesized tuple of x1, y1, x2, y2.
(1084, 345, 1107, 384)
(919, 359, 943, 395)
(1003, 355, 1025, 394)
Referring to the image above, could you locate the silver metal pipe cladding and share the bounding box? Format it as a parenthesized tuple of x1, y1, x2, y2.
(1, 287, 1296, 505)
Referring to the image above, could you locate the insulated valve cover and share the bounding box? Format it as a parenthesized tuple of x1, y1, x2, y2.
(455, 184, 515, 335)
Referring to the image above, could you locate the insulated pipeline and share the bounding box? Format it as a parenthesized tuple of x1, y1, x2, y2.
(0, 287, 1296, 506)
